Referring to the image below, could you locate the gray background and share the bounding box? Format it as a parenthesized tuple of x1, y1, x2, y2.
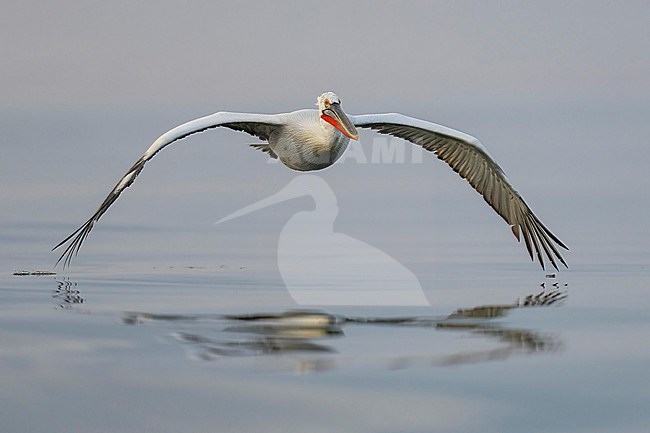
(2, 0, 649, 274)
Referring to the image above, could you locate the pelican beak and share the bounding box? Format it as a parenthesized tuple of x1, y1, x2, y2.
(321, 103, 359, 140)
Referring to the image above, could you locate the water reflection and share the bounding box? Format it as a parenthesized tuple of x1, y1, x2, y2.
(52, 278, 85, 309)
(122, 310, 343, 360)
(114, 289, 567, 371)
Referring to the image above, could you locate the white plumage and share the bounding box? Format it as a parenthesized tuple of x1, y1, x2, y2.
(54, 92, 568, 270)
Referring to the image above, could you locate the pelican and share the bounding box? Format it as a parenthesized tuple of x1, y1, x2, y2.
(54, 92, 568, 270)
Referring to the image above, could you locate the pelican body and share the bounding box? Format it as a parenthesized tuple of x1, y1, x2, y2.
(54, 92, 568, 270)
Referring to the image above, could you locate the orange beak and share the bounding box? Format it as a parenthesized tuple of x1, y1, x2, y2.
(321, 103, 359, 140)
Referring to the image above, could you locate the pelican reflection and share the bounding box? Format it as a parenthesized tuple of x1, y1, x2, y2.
(120, 289, 567, 371)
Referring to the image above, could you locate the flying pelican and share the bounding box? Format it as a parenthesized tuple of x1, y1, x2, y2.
(54, 92, 568, 270)
(216, 175, 430, 306)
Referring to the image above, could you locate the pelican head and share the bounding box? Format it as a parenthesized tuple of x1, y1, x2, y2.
(317, 92, 359, 140)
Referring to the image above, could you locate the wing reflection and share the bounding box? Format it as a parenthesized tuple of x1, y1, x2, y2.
(52, 278, 85, 310)
(52, 278, 567, 371)
(122, 310, 343, 361)
(117, 289, 567, 371)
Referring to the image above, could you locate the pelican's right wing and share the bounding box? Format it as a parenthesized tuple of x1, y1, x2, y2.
(350, 113, 568, 270)
(53, 112, 283, 268)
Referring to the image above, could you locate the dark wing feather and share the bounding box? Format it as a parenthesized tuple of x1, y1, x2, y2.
(351, 113, 568, 270)
(222, 122, 276, 141)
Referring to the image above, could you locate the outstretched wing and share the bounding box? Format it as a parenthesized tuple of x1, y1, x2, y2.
(350, 113, 568, 270)
(53, 112, 283, 268)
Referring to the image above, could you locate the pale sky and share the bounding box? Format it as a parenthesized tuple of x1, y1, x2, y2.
(2, 0, 649, 270)
(2, 1, 648, 112)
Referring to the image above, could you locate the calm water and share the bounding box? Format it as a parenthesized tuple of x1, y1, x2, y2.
(2, 108, 649, 432)
(2, 223, 649, 433)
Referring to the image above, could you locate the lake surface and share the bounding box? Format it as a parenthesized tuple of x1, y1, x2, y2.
(2, 107, 649, 432)
(2, 223, 649, 433)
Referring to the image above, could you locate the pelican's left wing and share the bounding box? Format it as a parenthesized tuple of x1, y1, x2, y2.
(350, 113, 568, 270)
(53, 112, 283, 268)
